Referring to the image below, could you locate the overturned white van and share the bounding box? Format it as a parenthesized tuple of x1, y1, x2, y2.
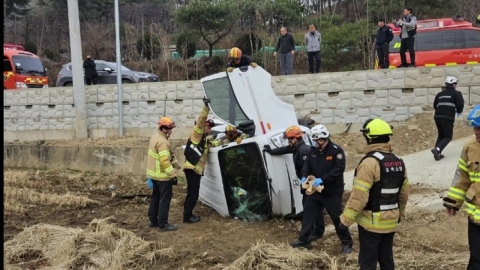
(195, 66, 313, 221)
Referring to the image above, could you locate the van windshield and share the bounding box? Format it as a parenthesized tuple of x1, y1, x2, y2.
(201, 77, 249, 126)
(218, 142, 271, 221)
(12, 55, 46, 75)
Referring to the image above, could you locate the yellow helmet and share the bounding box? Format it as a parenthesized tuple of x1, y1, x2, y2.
(228, 47, 242, 59)
(225, 125, 237, 133)
(361, 119, 393, 138)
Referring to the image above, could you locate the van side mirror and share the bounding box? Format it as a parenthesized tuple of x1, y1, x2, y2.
(237, 120, 256, 137)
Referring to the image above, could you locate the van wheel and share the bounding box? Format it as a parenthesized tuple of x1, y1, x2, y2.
(122, 79, 133, 84)
(65, 82, 73, 86)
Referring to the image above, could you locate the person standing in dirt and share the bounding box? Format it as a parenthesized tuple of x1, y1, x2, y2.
(304, 24, 321, 73)
(263, 126, 314, 217)
(443, 104, 480, 270)
(147, 116, 178, 232)
(291, 124, 353, 253)
(431, 76, 464, 161)
(340, 118, 410, 270)
(83, 54, 98, 85)
(182, 98, 216, 224)
(273, 27, 295, 75)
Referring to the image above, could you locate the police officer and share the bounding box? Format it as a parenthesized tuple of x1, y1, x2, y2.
(340, 119, 410, 270)
(375, 19, 394, 69)
(291, 124, 353, 253)
(264, 126, 319, 233)
(431, 76, 464, 161)
(182, 98, 215, 224)
(443, 104, 480, 270)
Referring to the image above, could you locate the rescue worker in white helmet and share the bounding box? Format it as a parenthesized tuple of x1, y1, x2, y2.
(291, 124, 353, 253)
(340, 118, 410, 270)
(443, 104, 480, 270)
(431, 75, 464, 161)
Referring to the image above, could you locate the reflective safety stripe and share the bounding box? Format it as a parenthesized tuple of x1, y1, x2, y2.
(353, 179, 372, 192)
(343, 208, 359, 222)
(190, 143, 202, 156)
(147, 149, 170, 179)
(470, 173, 480, 183)
(193, 126, 204, 136)
(158, 150, 169, 158)
(458, 158, 468, 172)
(465, 202, 480, 222)
(467, 61, 479, 65)
(381, 188, 399, 194)
(356, 212, 399, 230)
(445, 62, 457, 66)
(447, 186, 466, 201)
(372, 152, 385, 160)
(380, 203, 398, 211)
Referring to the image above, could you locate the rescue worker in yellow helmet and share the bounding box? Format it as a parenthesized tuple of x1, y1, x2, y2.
(147, 116, 179, 232)
(213, 125, 248, 146)
(340, 118, 410, 270)
(443, 104, 480, 270)
(182, 98, 216, 224)
(227, 47, 257, 72)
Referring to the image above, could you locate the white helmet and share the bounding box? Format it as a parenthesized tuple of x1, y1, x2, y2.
(445, 76, 458, 85)
(310, 124, 330, 140)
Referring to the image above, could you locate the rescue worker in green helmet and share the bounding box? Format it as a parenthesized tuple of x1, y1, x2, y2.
(443, 104, 480, 270)
(340, 118, 410, 270)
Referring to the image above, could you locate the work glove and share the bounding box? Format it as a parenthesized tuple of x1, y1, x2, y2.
(251, 62, 258, 68)
(300, 177, 307, 184)
(236, 133, 247, 144)
(206, 135, 214, 142)
(147, 178, 154, 189)
(263, 145, 272, 153)
(313, 178, 323, 187)
(203, 97, 210, 106)
(227, 67, 233, 72)
(171, 177, 178, 186)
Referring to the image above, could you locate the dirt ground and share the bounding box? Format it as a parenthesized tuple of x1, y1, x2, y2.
(4, 112, 473, 269)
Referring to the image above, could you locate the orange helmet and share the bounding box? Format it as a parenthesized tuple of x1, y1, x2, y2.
(228, 47, 242, 59)
(225, 125, 237, 133)
(158, 117, 176, 129)
(283, 126, 303, 139)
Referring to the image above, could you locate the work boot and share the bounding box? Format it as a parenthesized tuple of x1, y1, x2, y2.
(148, 221, 158, 228)
(183, 214, 200, 224)
(342, 244, 353, 254)
(308, 232, 324, 242)
(290, 239, 312, 249)
(439, 154, 445, 160)
(159, 223, 178, 232)
(431, 148, 441, 161)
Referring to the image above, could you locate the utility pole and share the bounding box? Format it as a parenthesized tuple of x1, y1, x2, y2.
(67, 0, 88, 139)
(114, 0, 124, 137)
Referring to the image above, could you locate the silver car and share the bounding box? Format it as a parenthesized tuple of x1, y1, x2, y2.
(55, 60, 160, 87)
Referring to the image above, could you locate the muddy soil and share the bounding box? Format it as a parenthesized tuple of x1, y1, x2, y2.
(4, 170, 470, 269)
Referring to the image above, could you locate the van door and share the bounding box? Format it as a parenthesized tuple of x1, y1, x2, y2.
(462, 29, 480, 65)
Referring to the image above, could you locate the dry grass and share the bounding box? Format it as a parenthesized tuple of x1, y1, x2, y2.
(4, 200, 26, 214)
(4, 186, 99, 208)
(4, 217, 175, 269)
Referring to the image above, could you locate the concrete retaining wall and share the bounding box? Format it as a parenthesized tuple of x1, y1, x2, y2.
(4, 65, 479, 142)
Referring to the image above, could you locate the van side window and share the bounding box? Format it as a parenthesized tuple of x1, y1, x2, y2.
(464, 30, 480, 48)
(416, 30, 462, 51)
(4, 57, 13, 72)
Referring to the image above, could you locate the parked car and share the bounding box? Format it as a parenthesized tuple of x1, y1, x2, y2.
(55, 60, 160, 87)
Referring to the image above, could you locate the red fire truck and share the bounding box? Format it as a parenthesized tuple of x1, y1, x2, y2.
(4, 43, 49, 90)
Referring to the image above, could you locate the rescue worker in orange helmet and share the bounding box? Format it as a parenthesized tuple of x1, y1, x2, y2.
(213, 125, 248, 146)
(182, 98, 216, 224)
(227, 47, 258, 71)
(147, 116, 179, 232)
(263, 126, 314, 214)
(340, 118, 410, 269)
(443, 104, 480, 270)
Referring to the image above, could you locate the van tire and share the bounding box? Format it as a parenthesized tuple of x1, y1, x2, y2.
(64, 82, 73, 86)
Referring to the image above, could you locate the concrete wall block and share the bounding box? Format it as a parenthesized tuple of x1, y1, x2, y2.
(292, 93, 316, 111)
(5, 91, 28, 106)
(123, 115, 150, 128)
(86, 88, 98, 103)
(27, 90, 49, 105)
(426, 87, 443, 105)
(341, 108, 370, 124)
(472, 65, 480, 85)
(26, 118, 48, 130)
(149, 83, 176, 100)
(271, 77, 297, 95)
(352, 90, 375, 108)
(168, 99, 193, 117)
(456, 86, 469, 104)
(4, 105, 20, 118)
(367, 70, 405, 89)
(97, 86, 118, 102)
(40, 105, 63, 118)
(88, 117, 98, 129)
(123, 101, 139, 115)
(389, 89, 427, 106)
(296, 77, 311, 94)
(149, 116, 160, 128)
(88, 102, 115, 117)
(317, 109, 333, 124)
(409, 106, 424, 117)
(18, 105, 41, 118)
(370, 108, 396, 122)
(49, 89, 73, 104)
(404, 67, 446, 88)
(121, 84, 134, 101)
(97, 116, 119, 129)
(4, 119, 14, 131)
(471, 86, 480, 104)
(175, 81, 202, 99)
(11, 119, 27, 131)
(48, 118, 74, 130)
(138, 101, 164, 115)
(445, 66, 478, 86)
(63, 104, 75, 118)
(192, 99, 206, 115)
(331, 71, 367, 91)
(127, 85, 149, 101)
(313, 74, 333, 92)
(317, 92, 351, 109)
